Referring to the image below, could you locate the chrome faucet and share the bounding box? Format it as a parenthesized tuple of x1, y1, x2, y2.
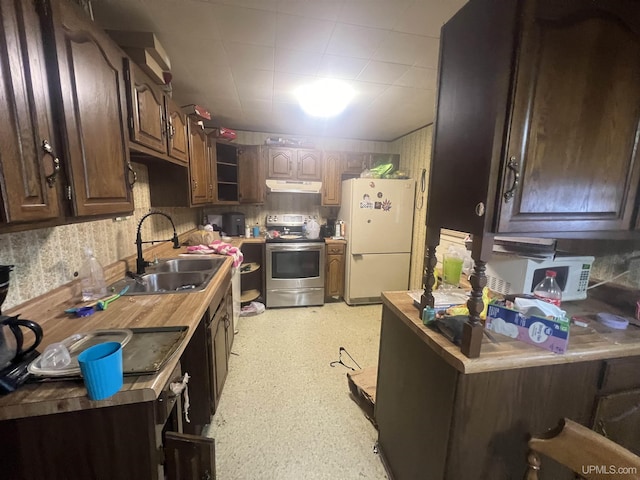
(136, 211, 180, 274)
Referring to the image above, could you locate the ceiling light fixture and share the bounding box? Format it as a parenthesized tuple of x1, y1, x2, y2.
(295, 79, 355, 118)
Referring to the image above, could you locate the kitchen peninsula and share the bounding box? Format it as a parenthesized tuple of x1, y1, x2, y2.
(0, 241, 234, 480)
(376, 291, 640, 480)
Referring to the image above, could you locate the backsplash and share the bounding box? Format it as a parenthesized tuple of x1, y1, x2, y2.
(0, 163, 198, 311)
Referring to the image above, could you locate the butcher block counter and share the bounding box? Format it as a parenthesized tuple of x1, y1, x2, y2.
(0, 250, 233, 421)
(0, 238, 240, 480)
(376, 291, 640, 480)
(381, 291, 640, 374)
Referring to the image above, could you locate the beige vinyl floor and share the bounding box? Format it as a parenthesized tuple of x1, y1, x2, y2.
(205, 302, 388, 480)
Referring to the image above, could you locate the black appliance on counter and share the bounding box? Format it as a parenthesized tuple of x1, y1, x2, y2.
(222, 212, 246, 236)
(0, 265, 43, 395)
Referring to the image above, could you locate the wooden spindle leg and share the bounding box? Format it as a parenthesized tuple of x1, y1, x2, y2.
(420, 245, 438, 310)
(420, 227, 440, 311)
(461, 259, 486, 358)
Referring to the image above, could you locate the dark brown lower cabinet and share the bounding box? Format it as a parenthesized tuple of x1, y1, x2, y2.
(0, 363, 214, 480)
(208, 284, 233, 410)
(165, 432, 215, 480)
(376, 303, 640, 480)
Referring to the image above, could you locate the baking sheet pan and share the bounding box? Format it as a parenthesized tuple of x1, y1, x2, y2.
(28, 326, 188, 381)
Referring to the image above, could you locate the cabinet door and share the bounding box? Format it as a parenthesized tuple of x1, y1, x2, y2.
(0, 0, 61, 223)
(296, 149, 322, 180)
(224, 286, 234, 355)
(213, 312, 228, 400)
(166, 97, 188, 164)
(238, 145, 265, 204)
(344, 152, 369, 173)
(498, 0, 640, 233)
(322, 151, 343, 206)
(46, 0, 134, 216)
(325, 254, 344, 298)
(126, 61, 166, 155)
(188, 117, 210, 205)
(267, 147, 294, 179)
(179, 316, 212, 435)
(593, 389, 640, 456)
(164, 432, 215, 480)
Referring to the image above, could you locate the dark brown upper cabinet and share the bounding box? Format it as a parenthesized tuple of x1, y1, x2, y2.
(43, 0, 134, 217)
(237, 145, 265, 204)
(188, 117, 212, 205)
(0, 0, 62, 225)
(428, 0, 640, 237)
(267, 147, 322, 181)
(125, 60, 188, 165)
(322, 151, 343, 206)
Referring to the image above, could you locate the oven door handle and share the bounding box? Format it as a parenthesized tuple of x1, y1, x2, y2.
(266, 244, 324, 252)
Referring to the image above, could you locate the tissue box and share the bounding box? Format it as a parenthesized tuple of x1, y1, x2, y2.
(486, 303, 570, 353)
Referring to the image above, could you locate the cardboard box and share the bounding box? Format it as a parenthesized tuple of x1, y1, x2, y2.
(107, 30, 171, 71)
(486, 303, 570, 354)
(123, 47, 165, 85)
(347, 366, 377, 426)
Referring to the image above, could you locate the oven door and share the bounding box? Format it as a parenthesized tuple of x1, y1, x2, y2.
(265, 242, 325, 307)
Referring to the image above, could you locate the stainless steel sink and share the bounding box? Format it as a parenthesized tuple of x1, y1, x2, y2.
(109, 257, 226, 295)
(148, 257, 225, 274)
(126, 272, 213, 294)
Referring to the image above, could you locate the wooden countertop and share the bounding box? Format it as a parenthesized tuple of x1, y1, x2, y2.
(0, 247, 234, 421)
(382, 291, 640, 375)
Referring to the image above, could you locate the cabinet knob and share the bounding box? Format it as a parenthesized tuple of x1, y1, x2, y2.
(475, 202, 485, 217)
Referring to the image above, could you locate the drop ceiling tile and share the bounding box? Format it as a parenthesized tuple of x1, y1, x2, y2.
(338, 0, 411, 30)
(215, 4, 277, 46)
(277, 0, 345, 21)
(275, 48, 322, 75)
(233, 68, 274, 101)
(373, 31, 427, 65)
(225, 42, 275, 71)
(393, 0, 465, 37)
(357, 61, 410, 85)
(316, 55, 368, 79)
(217, 0, 278, 12)
(350, 81, 389, 106)
(394, 66, 437, 90)
(273, 71, 315, 104)
(326, 23, 388, 59)
(240, 99, 273, 113)
(414, 36, 440, 69)
(276, 14, 336, 53)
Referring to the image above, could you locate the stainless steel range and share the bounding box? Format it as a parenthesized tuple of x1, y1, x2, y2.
(265, 214, 325, 308)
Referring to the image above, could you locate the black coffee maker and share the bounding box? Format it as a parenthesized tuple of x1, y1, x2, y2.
(0, 265, 44, 394)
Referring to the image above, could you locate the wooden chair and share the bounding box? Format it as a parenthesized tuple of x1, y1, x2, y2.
(525, 418, 640, 480)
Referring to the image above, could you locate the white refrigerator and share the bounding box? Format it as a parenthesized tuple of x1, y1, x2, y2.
(338, 178, 415, 305)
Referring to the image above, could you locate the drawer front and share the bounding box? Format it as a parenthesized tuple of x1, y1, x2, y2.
(327, 243, 345, 255)
(155, 362, 183, 425)
(599, 357, 640, 393)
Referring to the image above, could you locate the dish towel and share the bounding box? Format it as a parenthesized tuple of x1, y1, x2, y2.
(208, 240, 244, 267)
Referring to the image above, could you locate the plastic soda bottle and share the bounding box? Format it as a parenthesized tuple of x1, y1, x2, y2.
(533, 270, 562, 306)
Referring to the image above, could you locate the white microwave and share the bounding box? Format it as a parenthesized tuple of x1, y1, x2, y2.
(485, 255, 595, 301)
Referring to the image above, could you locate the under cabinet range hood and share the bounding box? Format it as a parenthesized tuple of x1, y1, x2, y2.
(266, 179, 322, 194)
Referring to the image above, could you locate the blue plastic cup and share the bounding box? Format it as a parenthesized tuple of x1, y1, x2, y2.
(78, 341, 123, 400)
